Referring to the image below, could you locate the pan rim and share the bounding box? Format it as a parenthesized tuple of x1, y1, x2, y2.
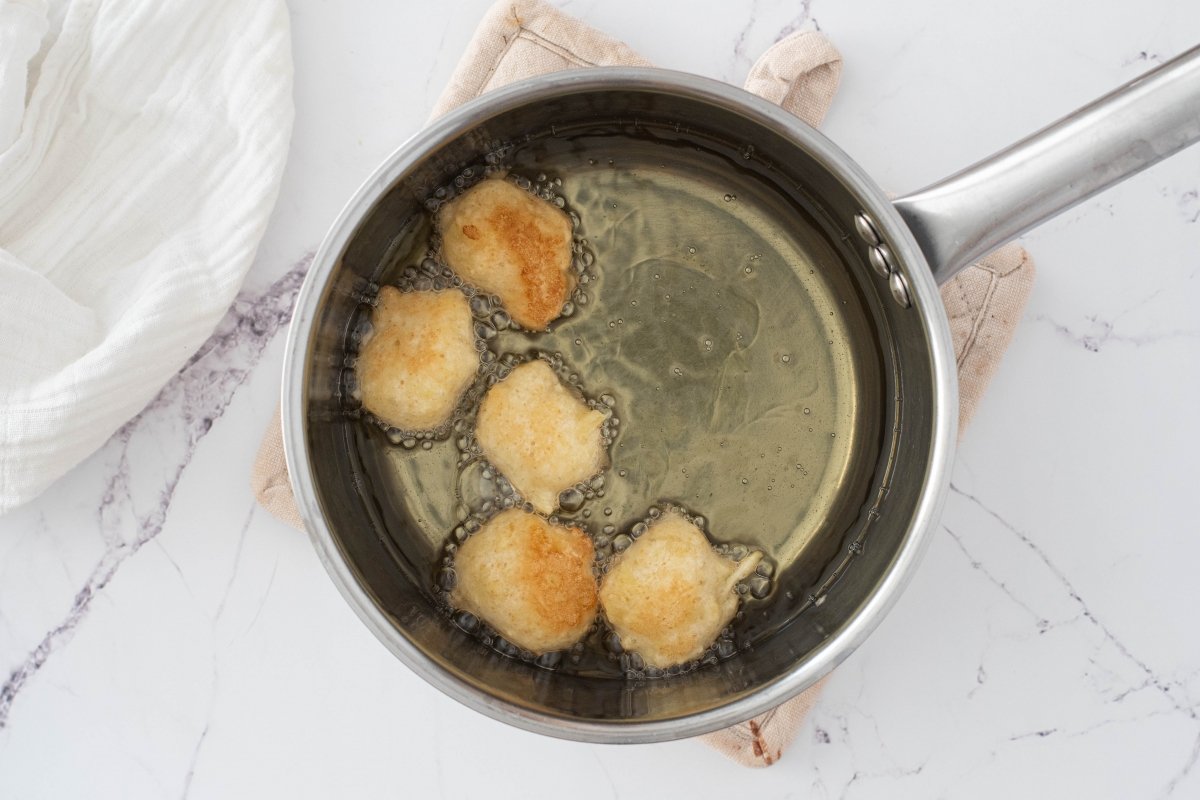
(281, 66, 957, 743)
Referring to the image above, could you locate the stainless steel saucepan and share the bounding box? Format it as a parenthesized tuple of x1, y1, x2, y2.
(282, 46, 1200, 742)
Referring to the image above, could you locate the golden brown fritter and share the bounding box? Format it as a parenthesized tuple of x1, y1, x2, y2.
(599, 510, 762, 668)
(451, 508, 598, 653)
(474, 360, 607, 514)
(356, 287, 478, 431)
(438, 178, 575, 330)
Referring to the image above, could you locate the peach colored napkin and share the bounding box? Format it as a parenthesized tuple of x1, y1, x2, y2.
(252, 0, 1035, 767)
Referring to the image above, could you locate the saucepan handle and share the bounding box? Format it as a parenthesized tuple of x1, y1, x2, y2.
(893, 44, 1200, 285)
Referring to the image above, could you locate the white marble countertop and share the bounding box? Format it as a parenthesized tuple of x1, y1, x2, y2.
(3, 1, 1199, 797)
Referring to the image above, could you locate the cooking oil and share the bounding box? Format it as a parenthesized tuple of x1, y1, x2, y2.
(350, 128, 884, 678)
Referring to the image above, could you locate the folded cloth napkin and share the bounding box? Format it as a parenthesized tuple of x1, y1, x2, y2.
(252, 0, 1035, 767)
(0, 0, 293, 513)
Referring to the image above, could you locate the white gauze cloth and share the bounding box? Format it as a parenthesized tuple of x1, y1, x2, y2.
(0, 0, 294, 513)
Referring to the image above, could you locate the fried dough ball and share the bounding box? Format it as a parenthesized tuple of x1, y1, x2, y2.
(475, 360, 607, 514)
(451, 509, 598, 653)
(599, 510, 762, 668)
(356, 287, 478, 431)
(439, 177, 575, 330)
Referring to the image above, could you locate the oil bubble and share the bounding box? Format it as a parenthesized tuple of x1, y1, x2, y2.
(535, 651, 563, 669)
(469, 295, 491, 317)
(558, 487, 586, 512)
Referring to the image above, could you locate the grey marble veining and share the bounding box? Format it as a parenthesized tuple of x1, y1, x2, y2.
(0, 259, 307, 731)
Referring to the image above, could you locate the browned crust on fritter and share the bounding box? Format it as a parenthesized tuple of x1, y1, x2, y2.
(515, 516, 598, 636)
(479, 201, 570, 330)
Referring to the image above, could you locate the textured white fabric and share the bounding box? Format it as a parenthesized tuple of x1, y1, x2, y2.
(0, 0, 294, 513)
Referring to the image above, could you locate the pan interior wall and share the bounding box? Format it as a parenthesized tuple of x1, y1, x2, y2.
(304, 89, 927, 723)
